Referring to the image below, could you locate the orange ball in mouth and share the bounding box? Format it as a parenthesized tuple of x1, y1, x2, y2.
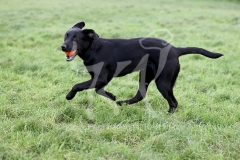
(65, 50, 76, 57)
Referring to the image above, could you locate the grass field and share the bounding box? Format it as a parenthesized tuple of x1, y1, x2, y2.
(1, 0, 240, 159)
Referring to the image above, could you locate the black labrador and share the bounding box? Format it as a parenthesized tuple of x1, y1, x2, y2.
(61, 22, 223, 113)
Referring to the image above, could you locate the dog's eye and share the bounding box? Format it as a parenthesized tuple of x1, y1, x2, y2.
(65, 33, 68, 38)
(73, 36, 79, 40)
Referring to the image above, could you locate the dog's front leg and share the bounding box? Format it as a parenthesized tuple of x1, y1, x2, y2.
(66, 79, 94, 100)
(95, 88, 116, 101)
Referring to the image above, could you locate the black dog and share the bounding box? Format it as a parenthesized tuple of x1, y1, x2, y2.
(61, 22, 223, 113)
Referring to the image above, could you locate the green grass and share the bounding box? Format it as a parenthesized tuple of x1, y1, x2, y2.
(1, 0, 240, 159)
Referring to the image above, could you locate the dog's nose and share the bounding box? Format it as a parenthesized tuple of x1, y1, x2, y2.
(61, 44, 67, 51)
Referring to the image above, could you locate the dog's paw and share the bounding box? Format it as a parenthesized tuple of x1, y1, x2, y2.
(66, 92, 75, 100)
(167, 107, 176, 114)
(105, 92, 116, 101)
(109, 94, 116, 101)
(116, 101, 123, 106)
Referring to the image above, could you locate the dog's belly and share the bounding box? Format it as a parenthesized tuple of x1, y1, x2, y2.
(115, 66, 139, 77)
(111, 57, 150, 77)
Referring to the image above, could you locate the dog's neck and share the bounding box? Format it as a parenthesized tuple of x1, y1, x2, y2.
(78, 40, 97, 59)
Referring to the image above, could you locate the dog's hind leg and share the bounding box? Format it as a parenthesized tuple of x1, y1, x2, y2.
(116, 66, 155, 106)
(155, 61, 180, 113)
(155, 79, 178, 113)
(95, 88, 116, 101)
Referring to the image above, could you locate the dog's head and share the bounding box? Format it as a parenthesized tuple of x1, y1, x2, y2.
(61, 22, 98, 61)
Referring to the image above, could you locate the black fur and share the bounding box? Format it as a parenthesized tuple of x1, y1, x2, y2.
(61, 22, 223, 113)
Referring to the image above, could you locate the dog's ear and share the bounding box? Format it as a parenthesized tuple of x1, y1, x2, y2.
(82, 29, 99, 40)
(72, 22, 85, 29)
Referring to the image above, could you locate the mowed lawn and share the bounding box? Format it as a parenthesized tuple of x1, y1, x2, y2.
(0, 0, 240, 159)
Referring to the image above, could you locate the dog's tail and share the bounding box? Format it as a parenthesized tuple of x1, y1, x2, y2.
(177, 47, 223, 59)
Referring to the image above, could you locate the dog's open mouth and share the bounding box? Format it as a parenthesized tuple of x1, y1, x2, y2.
(65, 50, 78, 61)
